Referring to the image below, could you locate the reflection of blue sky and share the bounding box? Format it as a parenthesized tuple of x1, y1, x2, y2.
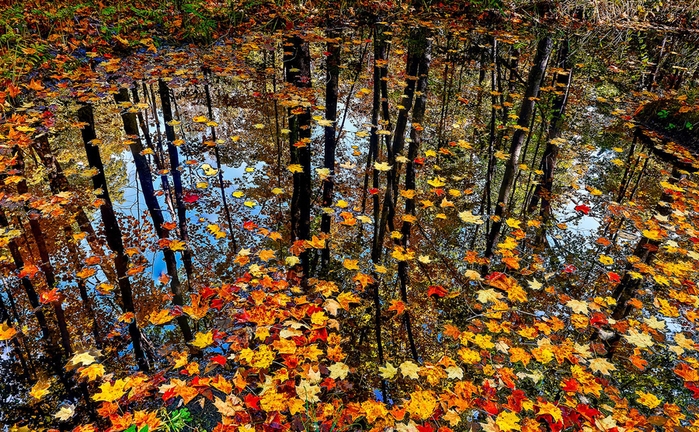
(111, 145, 266, 280)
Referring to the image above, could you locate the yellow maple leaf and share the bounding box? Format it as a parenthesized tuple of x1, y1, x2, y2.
(528, 279, 543, 290)
(167, 239, 186, 251)
(498, 236, 519, 250)
(68, 351, 98, 367)
(191, 331, 214, 349)
(343, 259, 359, 270)
(391, 246, 415, 261)
(494, 150, 510, 160)
(589, 357, 617, 375)
(315, 167, 331, 180)
(427, 177, 446, 188)
(362, 399, 388, 423)
(260, 389, 286, 412)
(54, 404, 76, 421)
(566, 299, 589, 315)
(473, 334, 495, 350)
(199, 163, 219, 177)
(30, 379, 51, 400)
(642, 229, 663, 241)
(406, 390, 437, 420)
(258, 249, 276, 261)
(401, 189, 416, 199)
(636, 391, 661, 409)
(148, 309, 174, 325)
(496, 410, 521, 431)
(374, 161, 392, 171)
(79, 363, 105, 382)
(399, 361, 420, 379)
(92, 379, 126, 402)
(505, 218, 521, 229)
(170, 351, 188, 369)
(287, 164, 304, 174)
(296, 379, 321, 403)
(306, 235, 326, 249)
(443, 409, 462, 427)
(537, 401, 562, 423)
(476, 289, 503, 304)
(328, 362, 350, 380)
(379, 362, 398, 379)
(337, 291, 360, 310)
(624, 328, 654, 348)
(458, 347, 482, 364)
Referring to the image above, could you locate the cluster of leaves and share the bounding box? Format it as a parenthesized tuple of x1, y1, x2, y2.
(0, 6, 699, 432)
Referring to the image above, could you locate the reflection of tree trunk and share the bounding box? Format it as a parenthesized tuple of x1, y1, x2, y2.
(78, 103, 149, 372)
(483, 36, 552, 273)
(0, 283, 31, 380)
(365, 27, 387, 245)
(32, 135, 118, 285)
(203, 74, 238, 253)
(158, 79, 194, 286)
(390, 29, 423, 203)
(367, 25, 389, 402)
(500, 47, 520, 142)
(63, 227, 103, 348)
(436, 33, 454, 149)
(651, 35, 668, 87)
(321, 28, 340, 270)
(601, 164, 682, 356)
(527, 39, 573, 234)
(397, 30, 432, 363)
(374, 27, 424, 264)
(135, 83, 177, 221)
(0, 210, 69, 385)
(115, 88, 193, 343)
(613, 165, 681, 320)
(13, 147, 73, 356)
(615, 132, 644, 206)
(482, 38, 499, 242)
(147, 82, 177, 221)
(284, 34, 312, 280)
(3, 278, 37, 379)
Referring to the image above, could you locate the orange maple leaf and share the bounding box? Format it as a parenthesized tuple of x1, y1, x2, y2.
(39, 288, 60, 304)
(388, 299, 406, 315)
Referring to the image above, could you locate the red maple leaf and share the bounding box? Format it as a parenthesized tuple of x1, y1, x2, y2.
(685, 382, 699, 399)
(210, 355, 227, 366)
(427, 285, 448, 298)
(309, 328, 328, 343)
(183, 192, 200, 203)
(561, 378, 579, 392)
(574, 204, 590, 215)
(245, 393, 261, 410)
(590, 312, 608, 327)
(416, 424, 434, 432)
(562, 264, 576, 274)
